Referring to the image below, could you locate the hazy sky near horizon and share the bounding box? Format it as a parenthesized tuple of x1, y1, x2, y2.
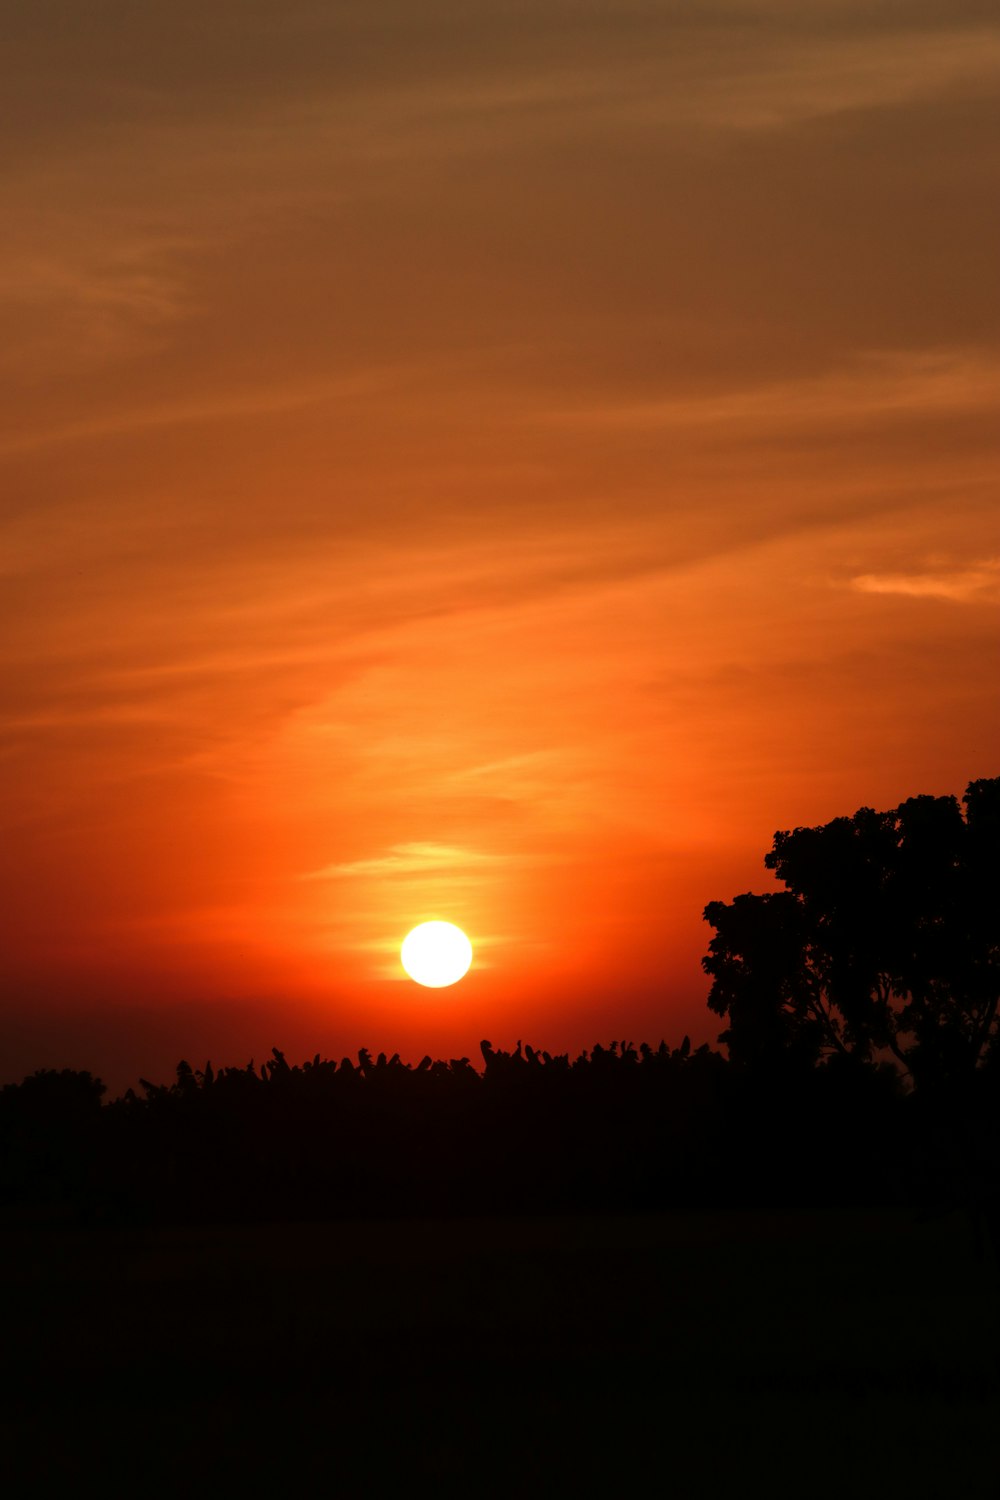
(2, 0, 999, 1088)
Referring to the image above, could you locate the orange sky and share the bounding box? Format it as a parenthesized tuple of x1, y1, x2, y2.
(3, 2, 999, 1090)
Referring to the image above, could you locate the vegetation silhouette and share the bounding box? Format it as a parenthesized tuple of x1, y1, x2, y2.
(1, 777, 997, 1234)
(704, 775, 1000, 1251)
(704, 776, 1000, 1090)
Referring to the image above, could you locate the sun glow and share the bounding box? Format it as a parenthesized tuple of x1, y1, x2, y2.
(400, 921, 473, 988)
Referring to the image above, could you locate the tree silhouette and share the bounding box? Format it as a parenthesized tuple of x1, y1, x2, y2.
(703, 777, 1000, 1090)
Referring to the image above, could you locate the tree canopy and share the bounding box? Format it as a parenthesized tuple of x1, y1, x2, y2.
(703, 777, 1000, 1089)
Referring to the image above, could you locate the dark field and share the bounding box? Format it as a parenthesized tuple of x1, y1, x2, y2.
(2, 1208, 997, 1495)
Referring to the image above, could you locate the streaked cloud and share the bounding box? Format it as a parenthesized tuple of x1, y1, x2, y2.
(550, 351, 1000, 434)
(303, 843, 534, 881)
(851, 559, 1000, 603)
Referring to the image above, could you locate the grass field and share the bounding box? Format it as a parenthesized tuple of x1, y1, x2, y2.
(1, 1206, 997, 1494)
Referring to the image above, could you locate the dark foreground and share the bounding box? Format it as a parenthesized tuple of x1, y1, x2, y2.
(1, 1208, 997, 1496)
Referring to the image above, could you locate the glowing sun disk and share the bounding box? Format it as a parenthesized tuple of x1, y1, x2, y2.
(401, 921, 473, 988)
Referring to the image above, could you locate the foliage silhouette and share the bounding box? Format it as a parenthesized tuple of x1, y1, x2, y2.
(0, 1034, 907, 1226)
(704, 776, 1000, 1091)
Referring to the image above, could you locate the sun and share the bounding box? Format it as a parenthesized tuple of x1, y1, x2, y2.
(400, 921, 473, 988)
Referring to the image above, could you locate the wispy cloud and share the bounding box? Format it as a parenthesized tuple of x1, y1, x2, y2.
(547, 351, 1000, 435)
(303, 842, 531, 881)
(851, 559, 1000, 602)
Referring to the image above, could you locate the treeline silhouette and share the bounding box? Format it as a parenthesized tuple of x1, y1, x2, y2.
(2, 776, 998, 1229)
(4, 1035, 996, 1228)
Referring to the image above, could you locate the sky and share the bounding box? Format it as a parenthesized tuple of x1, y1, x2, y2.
(2, 1, 999, 1091)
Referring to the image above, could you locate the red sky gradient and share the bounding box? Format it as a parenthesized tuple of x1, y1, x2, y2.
(3, 2, 999, 1091)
